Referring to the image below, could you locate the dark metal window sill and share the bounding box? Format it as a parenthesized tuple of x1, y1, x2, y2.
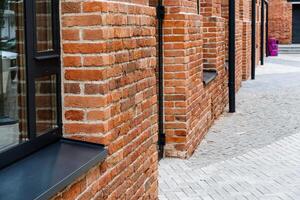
(203, 69, 218, 86)
(0, 139, 107, 200)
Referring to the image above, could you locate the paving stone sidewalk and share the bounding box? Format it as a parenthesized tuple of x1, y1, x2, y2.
(159, 55, 300, 200)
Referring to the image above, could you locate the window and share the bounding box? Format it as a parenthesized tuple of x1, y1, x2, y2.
(0, 0, 61, 169)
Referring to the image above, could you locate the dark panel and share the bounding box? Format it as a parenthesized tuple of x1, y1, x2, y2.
(293, 5, 300, 43)
(0, 139, 107, 200)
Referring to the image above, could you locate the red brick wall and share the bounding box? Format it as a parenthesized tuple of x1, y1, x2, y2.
(54, 1, 159, 199)
(268, 0, 292, 44)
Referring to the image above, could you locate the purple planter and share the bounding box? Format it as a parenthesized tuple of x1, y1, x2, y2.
(268, 38, 278, 56)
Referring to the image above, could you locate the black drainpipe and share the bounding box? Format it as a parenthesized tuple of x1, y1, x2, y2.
(260, 0, 265, 65)
(251, 0, 256, 79)
(229, 0, 236, 113)
(265, 1, 269, 57)
(157, 0, 165, 159)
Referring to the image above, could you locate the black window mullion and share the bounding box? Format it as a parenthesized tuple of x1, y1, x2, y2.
(54, 0, 62, 136)
(52, 0, 60, 54)
(25, 0, 37, 139)
(56, 71, 62, 136)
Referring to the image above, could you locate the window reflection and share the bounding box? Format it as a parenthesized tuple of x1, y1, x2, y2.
(36, 0, 53, 52)
(35, 75, 57, 135)
(0, 0, 27, 152)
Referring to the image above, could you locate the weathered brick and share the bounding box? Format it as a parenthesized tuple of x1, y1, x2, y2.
(65, 110, 84, 121)
(63, 56, 81, 67)
(61, 2, 81, 14)
(62, 15, 102, 27)
(62, 29, 80, 41)
(65, 70, 106, 81)
(64, 123, 105, 134)
(64, 96, 105, 108)
(64, 83, 81, 94)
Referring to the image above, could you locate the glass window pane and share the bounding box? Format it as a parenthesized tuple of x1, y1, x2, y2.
(36, 0, 53, 52)
(0, 0, 27, 152)
(35, 75, 57, 136)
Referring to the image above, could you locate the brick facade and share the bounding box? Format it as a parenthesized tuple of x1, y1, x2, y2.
(268, 0, 292, 44)
(49, 0, 265, 199)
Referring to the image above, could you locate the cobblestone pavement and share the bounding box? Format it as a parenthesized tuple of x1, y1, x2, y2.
(159, 54, 300, 200)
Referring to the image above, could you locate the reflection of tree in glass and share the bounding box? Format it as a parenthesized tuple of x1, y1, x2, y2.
(0, 1, 16, 51)
(0, 0, 7, 40)
(0, 1, 6, 117)
(0, 0, 8, 48)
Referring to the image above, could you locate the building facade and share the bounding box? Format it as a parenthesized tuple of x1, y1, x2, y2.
(0, 0, 267, 199)
(268, 0, 300, 44)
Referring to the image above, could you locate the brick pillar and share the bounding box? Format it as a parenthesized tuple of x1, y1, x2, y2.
(163, 0, 204, 158)
(56, 1, 159, 199)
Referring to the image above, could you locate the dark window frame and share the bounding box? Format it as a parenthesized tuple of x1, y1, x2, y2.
(0, 0, 62, 169)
